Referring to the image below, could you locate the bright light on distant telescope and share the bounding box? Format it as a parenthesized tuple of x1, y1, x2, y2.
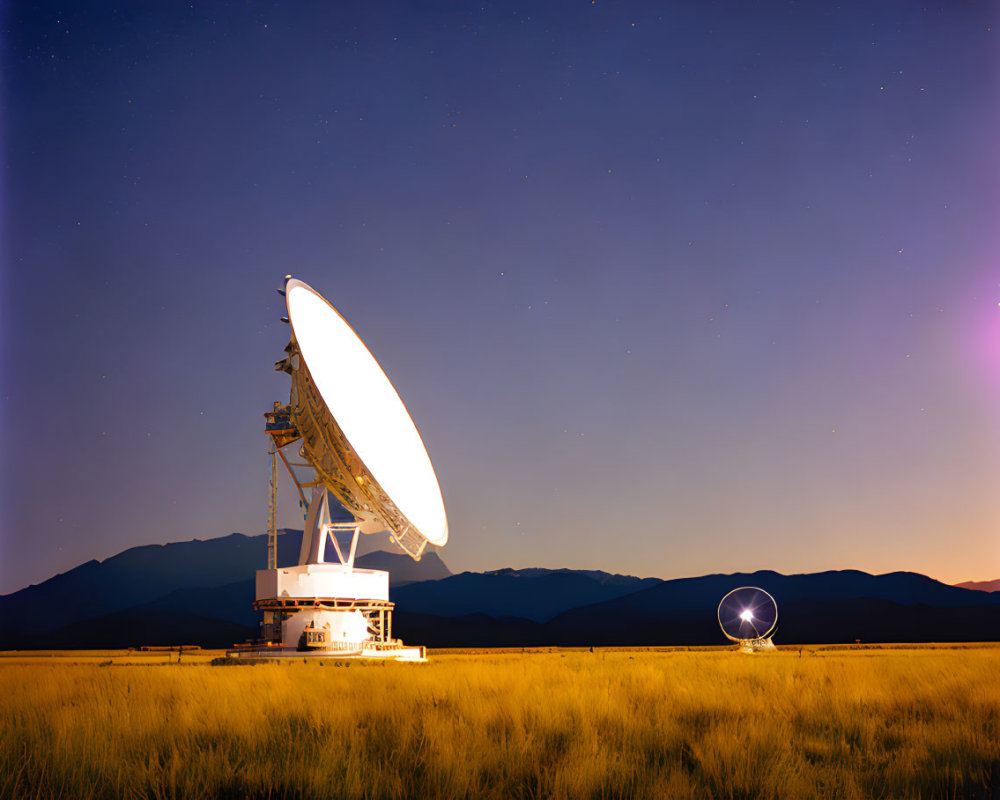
(739, 609, 754, 622)
(286, 281, 448, 546)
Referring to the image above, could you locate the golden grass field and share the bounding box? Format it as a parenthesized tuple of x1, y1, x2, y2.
(1, 645, 998, 799)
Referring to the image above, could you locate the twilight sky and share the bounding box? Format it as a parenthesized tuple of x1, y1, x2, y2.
(2, 1, 998, 595)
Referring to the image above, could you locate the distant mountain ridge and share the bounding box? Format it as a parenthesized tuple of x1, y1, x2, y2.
(2, 533, 998, 650)
(486, 567, 654, 586)
(358, 550, 451, 586)
(0, 533, 268, 636)
(393, 569, 662, 622)
(954, 579, 1000, 593)
(390, 567, 1000, 646)
(537, 569, 1000, 647)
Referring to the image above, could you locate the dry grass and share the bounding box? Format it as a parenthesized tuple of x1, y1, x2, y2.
(1, 647, 998, 799)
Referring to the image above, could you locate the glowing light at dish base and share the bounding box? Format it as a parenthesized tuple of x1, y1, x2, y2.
(718, 587, 778, 652)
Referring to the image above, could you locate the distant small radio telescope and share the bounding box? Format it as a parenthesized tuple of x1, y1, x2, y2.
(229, 277, 448, 661)
(718, 587, 777, 653)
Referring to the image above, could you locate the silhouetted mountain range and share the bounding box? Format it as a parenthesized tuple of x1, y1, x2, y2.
(1, 533, 997, 649)
(531, 569, 1000, 647)
(392, 568, 662, 622)
(388, 568, 1000, 647)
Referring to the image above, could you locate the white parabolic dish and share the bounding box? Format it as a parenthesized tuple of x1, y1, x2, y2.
(285, 279, 448, 547)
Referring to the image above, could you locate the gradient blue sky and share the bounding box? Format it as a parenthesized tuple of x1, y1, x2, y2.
(3, 1, 998, 595)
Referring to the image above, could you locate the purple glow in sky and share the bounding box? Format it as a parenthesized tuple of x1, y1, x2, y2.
(2, 1, 998, 595)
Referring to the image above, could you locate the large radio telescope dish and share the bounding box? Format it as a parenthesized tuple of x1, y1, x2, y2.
(280, 277, 448, 558)
(239, 277, 447, 661)
(718, 586, 777, 652)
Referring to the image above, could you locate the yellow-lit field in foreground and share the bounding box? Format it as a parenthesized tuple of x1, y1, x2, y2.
(1, 646, 998, 799)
